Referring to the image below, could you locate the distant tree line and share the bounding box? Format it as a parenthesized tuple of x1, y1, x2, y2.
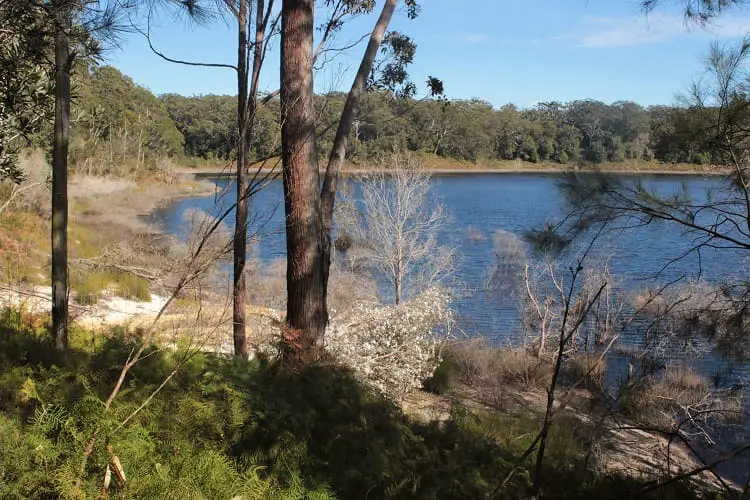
(11, 64, 723, 171)
(70, 66, 183, 175)
(160, 89, 721, 167)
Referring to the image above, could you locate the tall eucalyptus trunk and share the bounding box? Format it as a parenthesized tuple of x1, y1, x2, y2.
(280, 0, 328, 362)
(280, 0, 398, 362)
(233, 0, 250, 357)
(52, 4, 72, 350)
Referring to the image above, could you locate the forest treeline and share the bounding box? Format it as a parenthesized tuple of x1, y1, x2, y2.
(59, 65, 719, 172)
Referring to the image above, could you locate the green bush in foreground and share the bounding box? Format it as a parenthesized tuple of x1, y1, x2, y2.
(0, 310, 727, 499)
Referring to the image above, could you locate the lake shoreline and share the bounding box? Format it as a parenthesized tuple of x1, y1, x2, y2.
(76, 174, 745, 491)
(180, 165, 728, 179)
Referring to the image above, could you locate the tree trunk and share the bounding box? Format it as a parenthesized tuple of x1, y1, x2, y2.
(233, 0, 250, 357)
(316, 0, 398, 334)
(281, 0, 327, 362)
(52, 8, 71, 350)
(280, 0, 399, 363)
(320, 0, 397, 235)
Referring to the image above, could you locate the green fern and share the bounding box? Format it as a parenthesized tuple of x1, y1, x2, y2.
(32, 404, 69, 436)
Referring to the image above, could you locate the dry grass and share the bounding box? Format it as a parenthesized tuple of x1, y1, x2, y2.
(0, 211, 49, 285)
(564, 353, 607, 389)
(662, 365, 709, 394)
(446, 339, 553, 389)
(246, 258, 286, 311)
(0, 152, 52, 285)
(70, 269, 152, 305)
(245, 258, 377, 317)
(0, 151, 50, 216)
(618, 365, 744, 431)
(0, 154, 217, 296)
(632, 281, 731, 319)
(493, 348, 554, 387)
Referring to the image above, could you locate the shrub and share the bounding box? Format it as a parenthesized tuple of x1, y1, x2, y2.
(0, 313, 719, 500)
(71, 269, 152, 305)
(446, 340, 553, 389)
(423, 352, 458, 394)
(71, 270, 107, 305)
(114, 271, 151, 302)
(326, 287, 452, 398)
(618, 365, 742, 433)
(492, 348, 553, 387)
(564, 354, 607, 389)
(333, 233, 353, 252)
(446, 339, 495, 386)
(466, 226, 486, 242)
(662, 365, 708, 394)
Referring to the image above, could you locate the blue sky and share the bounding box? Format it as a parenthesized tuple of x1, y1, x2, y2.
(107, 0, 750, 108)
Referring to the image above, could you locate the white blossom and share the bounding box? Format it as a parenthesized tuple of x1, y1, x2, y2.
(325, 287, 452, 399)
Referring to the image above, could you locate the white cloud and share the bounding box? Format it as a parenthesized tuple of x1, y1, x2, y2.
(558, 14, 750, 48)
(461, 33, 489, 44)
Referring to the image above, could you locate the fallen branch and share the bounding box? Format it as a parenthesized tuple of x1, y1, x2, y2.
(70, 258, 160, 282)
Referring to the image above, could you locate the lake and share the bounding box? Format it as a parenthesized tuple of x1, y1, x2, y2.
(147, 170, 750, 485)
(151, 172, 749, 379)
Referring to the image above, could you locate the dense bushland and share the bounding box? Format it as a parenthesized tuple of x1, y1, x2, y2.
(10, 64, 727, 178)
(163, 90, 722, 167)
(0, 308, 721, 499)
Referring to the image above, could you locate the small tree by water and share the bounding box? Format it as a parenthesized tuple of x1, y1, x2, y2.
(357, 153, 454, 304)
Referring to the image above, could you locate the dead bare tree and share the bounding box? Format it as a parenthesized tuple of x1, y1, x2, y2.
(540, 36, 750, 359)
(489, 241, 612, 498)
(517, 37, 750, 493)
(356, 153, 453, 304)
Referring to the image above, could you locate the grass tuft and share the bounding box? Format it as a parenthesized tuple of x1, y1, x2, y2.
(71, 269, 151, 305)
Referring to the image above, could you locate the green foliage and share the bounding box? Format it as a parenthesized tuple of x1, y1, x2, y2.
(0, 311, 726, 499)
(0, 1, 53, 183)
(163, 90, 724, 168)
(161, 93, 279, 162)
(70, 66, 184, 176)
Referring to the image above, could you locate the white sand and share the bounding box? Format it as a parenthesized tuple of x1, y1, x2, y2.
(0, 284, 167, 327)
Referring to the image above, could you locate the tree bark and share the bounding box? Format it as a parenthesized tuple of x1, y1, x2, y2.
(52, 6, 71, 350)
(281, 0, 327, 362)
(233, 0, 250, 357)
(280, 0, 399, 362)
(320, 0, 397, 235)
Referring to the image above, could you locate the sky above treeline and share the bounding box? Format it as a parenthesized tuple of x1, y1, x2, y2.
(108, 0, 750, 108)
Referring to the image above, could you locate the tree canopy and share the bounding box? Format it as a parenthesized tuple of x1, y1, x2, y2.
(161, 91, 722, 167)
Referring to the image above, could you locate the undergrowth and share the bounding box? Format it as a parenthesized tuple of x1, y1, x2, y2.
(70, 269, 151, 305)
(0, 211, 48, 285)
(0, 309, 724, 499)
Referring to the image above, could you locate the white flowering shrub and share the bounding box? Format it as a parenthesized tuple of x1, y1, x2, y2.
(325, 287, 452, 399)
